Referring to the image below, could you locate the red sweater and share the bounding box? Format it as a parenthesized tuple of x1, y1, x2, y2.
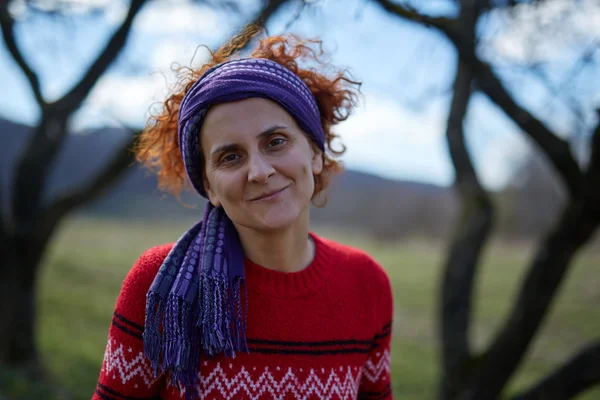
(93, 232, 394, 399)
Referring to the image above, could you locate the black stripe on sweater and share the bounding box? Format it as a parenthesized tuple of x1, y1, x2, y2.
(382, 321, 392, 332)
(374, 321, 393, 341)
(111, 318, 143, 340)
(358, 383, 392, 399)
(97, 383, 160, 400)
(95, 389, 116, 400)
(247, 338, 374, 347)
(108, 313, 387, 352)
(247, 346, 371, 355)
(113, 312, 144, 332)
(373, 330, 391, 341)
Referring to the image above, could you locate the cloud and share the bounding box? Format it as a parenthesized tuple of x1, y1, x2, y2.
(486, 0, 600, 63)
(336, 93, 453, 184)
(82, 73, 167, 127)
(338, 94, 446, 144)
(132, 2, 221, 37)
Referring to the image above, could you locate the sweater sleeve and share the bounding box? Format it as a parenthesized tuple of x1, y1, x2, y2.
(358, 260, 394, 400)
(92, 244, 173, 400)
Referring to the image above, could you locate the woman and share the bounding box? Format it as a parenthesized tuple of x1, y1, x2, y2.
(93, 28, 394, 400)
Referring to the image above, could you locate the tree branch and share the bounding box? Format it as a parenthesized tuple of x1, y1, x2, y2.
(474, 59, 583, 198)
(466, 117, 600, 399)
(585, 110, 600, 208)
(510, 340, 600, 400)
(438, 3, 494, 398)
(37, 129, 140, 244)
(55, 0, 147, 114)
(370, 0, 456, 31)
(0, 2, 46, 108)
(254, 0, 289, 26)
(0, 164, 6, 244)
(371, 0, 583, 199)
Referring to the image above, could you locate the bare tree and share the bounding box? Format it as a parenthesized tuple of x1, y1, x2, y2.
(0, 0, 289, 379)
(371, 0, 600, 398)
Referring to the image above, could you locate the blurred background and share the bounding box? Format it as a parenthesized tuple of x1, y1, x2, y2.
(0, 0, 599, 399)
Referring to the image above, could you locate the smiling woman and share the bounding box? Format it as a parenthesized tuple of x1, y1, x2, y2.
(92, 26, 394, 400)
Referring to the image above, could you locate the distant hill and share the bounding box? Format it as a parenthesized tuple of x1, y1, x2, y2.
(0, 118, 457, 238)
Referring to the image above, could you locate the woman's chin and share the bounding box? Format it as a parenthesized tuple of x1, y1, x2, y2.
(252, 212, 300, 232)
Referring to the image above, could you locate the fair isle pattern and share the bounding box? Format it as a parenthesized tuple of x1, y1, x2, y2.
(93, 240, 394, 400)
(102, 336, 158, 388)
(362, 349, 391, 384)
(166, 363, 363, 399)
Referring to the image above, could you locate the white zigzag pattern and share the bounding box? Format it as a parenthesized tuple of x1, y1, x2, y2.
(102, 338, 157, 388)
(169, 363, 363, 400)
(362, 349, 391, 383)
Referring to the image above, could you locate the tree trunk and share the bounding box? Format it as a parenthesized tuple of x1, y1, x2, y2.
(0, 231, 52, 378)
(0, 239, 18, 365)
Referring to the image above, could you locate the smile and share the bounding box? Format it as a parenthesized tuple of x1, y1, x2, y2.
(250, 186, 289, 202)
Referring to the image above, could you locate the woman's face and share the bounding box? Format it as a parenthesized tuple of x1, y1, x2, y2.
(200, 97, 323, 232)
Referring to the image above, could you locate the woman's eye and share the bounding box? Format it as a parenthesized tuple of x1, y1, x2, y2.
(221, 154, 239, 163)
(267, 138, 285, 148)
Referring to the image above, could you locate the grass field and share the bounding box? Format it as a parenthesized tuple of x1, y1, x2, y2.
(16, 216, 600, 399)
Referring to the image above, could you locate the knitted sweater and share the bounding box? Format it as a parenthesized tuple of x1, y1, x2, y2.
(93, 232, 394, 400)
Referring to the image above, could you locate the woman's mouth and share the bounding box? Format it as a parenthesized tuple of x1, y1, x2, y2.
(251, 186, 288, 202)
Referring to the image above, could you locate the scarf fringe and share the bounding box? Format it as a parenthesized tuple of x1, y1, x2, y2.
(143, 292, 163, 376)
(163, 296, 191, 369)
(199, 276, 235, 356)
(143, 205, 248, 398)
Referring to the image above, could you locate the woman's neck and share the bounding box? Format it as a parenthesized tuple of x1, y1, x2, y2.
(234, 215, 315, 273)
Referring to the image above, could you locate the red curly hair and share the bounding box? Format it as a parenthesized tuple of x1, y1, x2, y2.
(135, 25, 361, 206)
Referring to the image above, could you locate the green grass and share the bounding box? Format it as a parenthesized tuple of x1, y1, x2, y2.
(26, 217, 600, 399)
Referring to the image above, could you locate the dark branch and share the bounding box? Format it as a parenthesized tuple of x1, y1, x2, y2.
(587, 110, 600, 186)
(438, 3, 494, 398)
(0, 3, 46, 108)
(254, 0, 289, 26)
(371, 0, 583, 198)
(0, 164, 6, 244)
(283, 0, 308, 31)
(55, 0, 147, 114)
(12, 118, 69, 229)
(583, 110, 600, 217)
(370, 0, 456, 31)
(465, 120, 600, 399)
(474, 59, 583, 198)
(38, 130, 141, 244)
(510, 340, 600, 400)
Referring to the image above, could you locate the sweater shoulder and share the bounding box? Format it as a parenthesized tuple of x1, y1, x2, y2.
(317, 235, 391, 289)
(114, 243, 175, 324)
(317, 235, 394, 327)
(127, 243, 175, 285)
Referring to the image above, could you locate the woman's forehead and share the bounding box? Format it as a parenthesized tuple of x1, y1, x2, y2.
(201, 98, 298, 143)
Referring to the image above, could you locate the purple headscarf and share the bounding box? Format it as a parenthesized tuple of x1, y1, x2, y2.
(143, 58, 326, 397)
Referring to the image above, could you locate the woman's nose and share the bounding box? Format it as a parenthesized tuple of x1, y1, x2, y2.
(247, 154, 275, 183)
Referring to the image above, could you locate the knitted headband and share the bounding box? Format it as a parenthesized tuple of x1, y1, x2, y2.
(143, 58, 326, 397)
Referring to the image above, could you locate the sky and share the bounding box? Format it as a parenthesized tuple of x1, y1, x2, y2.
(0, 0, 598, 189)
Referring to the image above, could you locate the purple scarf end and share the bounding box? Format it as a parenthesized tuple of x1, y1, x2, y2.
(143, 205, 248, 397)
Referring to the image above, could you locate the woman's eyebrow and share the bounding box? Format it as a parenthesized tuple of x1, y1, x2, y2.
(210, 125, 288, 157)
(210, 143, 238, 157)
(256, 125, 287, 140)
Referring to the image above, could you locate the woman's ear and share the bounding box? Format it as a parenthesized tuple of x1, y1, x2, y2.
(311, 146, 324, 176)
